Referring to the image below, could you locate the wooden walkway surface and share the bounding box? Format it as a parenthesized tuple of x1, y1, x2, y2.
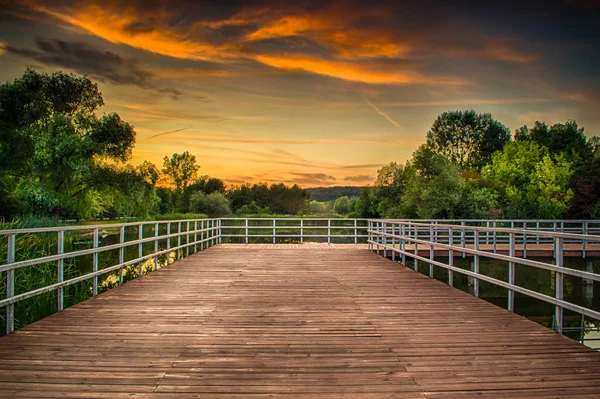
(1, 245, 600, 398)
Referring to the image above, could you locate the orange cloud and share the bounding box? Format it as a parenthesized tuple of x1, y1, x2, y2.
(253, 54, 466, 85)
(29, 2, 238, 62)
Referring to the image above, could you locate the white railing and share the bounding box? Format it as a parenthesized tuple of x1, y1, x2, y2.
(219, 218, 369, 244)
(0, 218, 220, 335)
(367, 220, 600, 334)
(1, 218, 598, 336)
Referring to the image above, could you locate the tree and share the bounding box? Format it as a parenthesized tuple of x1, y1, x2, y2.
(566, 153, 600, 219)
(482, 141, 574, 218)
(401, 151, 464, 218)
(187, 176, 226, 195)
(201, 192, 231, 217)
(515, 120, 592, 162)
(0, 68, 136, 219)
(333, 196, 352, 214)
(426, 110, 511, 170)
(162, 151, 199, 192)
(355, 187, 380, 218)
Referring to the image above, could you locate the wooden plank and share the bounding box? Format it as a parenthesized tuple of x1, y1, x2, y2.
(0, 245, 598, 398)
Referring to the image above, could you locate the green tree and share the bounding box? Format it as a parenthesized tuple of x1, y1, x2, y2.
(355, 187, 380, 218)
(333, 196, 352, 215)
(482, 141, 574, 218)
(0, 68, 136, 219)
(515, 120, 592, 162)
(426, 110, 511, 170)
(401, 150, 464, 218)
(201, 192, 231, 217)
(162, 151, 199, 192)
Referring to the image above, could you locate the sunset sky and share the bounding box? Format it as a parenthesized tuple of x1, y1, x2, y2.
(0, 0, 598, 187)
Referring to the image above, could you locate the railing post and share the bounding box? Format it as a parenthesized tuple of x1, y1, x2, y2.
(200, 220, 204, 250)
(391, 224, 396, 262)
(383, 222, 387, 259)
(354, 219, 357, 245)
(448, 227, 454, 286)
(154, 222, 159, 270)
(367, 221, 371, 251)
(400, 224, 405, 265)
(194, 221, 198, 254)
(493, 221, 497, 253)
(429, 225, 434, 278)
(273, 219, 276, 244)
(301, 219, 304, 244)
(245, 219, 249, 244)
(508, 232, 516, 312)
(461, 221, 466, 258)
(138, 223, 143, 277)
(218, 219, 222, 244)
(555, 237, 564, 334)
(166, 223, 171, 265)
(583, 221, 588, 259)
(413, 224, 418, 271)
(5, 234, 15, 335)
(119, 226, 125, 284)
(473, 231, 479, 297)
(186, 221, 190, 256)
(327, 219, 331, 244)
(177, 222, 181, 260)
(93, 228, 99, 296)
(523, 222, 527, 258)
(57, 230, 65, 312)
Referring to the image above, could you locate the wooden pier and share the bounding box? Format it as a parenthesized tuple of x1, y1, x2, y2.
(0, 245, 599, 398)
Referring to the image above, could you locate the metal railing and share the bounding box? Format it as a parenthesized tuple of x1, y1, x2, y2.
(367, 220, 600, 334)
(0, 218, 220, 335)
(219, 218, 369, 244)
(1, 217, 598, 336)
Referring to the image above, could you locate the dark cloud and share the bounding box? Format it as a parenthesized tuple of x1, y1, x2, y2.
(287, 172, 337, 186)
(292, 173, 336, 180)
(5, 38, 185, 98)
(344, 175, 372, 182)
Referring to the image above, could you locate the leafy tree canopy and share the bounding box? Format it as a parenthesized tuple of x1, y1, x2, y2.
(426, 109, 511, 170)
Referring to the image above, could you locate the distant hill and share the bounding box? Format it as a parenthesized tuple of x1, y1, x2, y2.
(306, 186, 364, 202)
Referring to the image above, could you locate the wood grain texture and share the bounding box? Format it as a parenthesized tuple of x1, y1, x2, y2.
(0, 246, 599, 398)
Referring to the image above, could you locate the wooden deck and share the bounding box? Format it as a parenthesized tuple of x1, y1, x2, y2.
(1, 245, 600, 398)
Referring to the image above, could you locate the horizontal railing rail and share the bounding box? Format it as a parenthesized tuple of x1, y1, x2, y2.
(367, 220, 600, 335)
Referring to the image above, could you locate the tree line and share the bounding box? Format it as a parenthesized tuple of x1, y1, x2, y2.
(1, 69, 598, 222)
(355, 110, 600, 220)
(0, 69, 310, 221)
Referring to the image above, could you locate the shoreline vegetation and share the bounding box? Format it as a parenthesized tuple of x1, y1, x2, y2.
(1, 69, 599, 226)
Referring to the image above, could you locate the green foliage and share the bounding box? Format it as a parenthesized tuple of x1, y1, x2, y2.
(401, 152, 464, 218)
(333, 196, 352, 215)
(227, 183, 308, 215)
(236, 201, 271, 216)
(200, 193, 231, 217)
(355, 187, 380, 218)
(162, 151, 199, 192)
(426, 109, 511, 170)
(308, 200, 331, 215)
(482, 141, 574, 219)
(0, 68, 137, 220)
(515, 120, 591, 162)
(306, 186, 363, 202)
